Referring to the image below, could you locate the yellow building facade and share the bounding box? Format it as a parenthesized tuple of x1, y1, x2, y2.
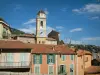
(0, 19, 11, 39)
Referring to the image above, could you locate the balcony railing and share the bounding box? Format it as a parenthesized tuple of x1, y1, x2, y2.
(0, 61, 30, 68)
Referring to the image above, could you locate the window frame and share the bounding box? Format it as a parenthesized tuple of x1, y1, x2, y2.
(34, 65, 40, 74)
(48, 65, 54, 75)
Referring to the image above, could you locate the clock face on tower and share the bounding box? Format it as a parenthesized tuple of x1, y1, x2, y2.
(39, 30, 45, 37)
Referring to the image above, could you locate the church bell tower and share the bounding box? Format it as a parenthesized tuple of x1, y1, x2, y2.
(36, 10, 47, 44)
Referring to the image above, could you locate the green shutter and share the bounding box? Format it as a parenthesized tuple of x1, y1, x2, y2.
(71, 55, 73, 60)
(33, 54, 36, 64)
(73, 55, 75, 60)
(47, 54, 49, 64)
(64, 65, 66, 72)
(63, 55, 64, 61)
(40, 54, 42, 64)
(53, 54, 55, 64)
(58, 66, 60, 74)
(70, 64, 74, 75)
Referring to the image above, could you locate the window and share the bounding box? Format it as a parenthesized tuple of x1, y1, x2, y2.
(70, 55, 74, 60)
(20, 53, 26, 66)
(42, 41, 45, 44)
(70, 64, 74, 75)
(34, 65, 40, 74)
(48, 65, 54, 75)
(34, 54, 42, 64)
(58, 65, 66, 74)
(40, 21, 43, 28)
(39, 41, 41, 44)
(47, 54, 55, 64)
(7, 53, 13, 66)
(61, 55, 66, 61)
(85, 57, 88, 62)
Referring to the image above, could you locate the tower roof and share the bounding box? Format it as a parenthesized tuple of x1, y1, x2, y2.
(0, 17, 5, 21)
(37, 10, 45, 15)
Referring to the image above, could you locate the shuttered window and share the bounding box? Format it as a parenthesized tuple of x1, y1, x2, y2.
(61, 55, 66, 61)
(7, 53, 13, 66)
(58, 65, 66, 74)
(70, 64, 74, 75)
(33, 54, 42, 64)
(47, 54, 55, 64)
(34, 65, 40, 74)
(48, 65, 54, 75)
(20, 53, 26, 66)
(70, 55, 74, 60)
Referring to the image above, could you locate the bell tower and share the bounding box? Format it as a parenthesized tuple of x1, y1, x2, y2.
(36, 10, 47, 44)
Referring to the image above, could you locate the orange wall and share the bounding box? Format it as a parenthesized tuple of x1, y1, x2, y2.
(31, 54, 56, 75)
(85, 55, 92, 68)
(57, 55, 76, 75)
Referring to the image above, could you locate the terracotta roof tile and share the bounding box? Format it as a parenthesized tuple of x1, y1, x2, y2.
(27, 44, 75, 54)
(0, 40, 31, 49)
(77, 50, 92, 56)
(85, 66, 100, 74)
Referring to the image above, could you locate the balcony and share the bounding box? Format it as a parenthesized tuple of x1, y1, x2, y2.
(0, 62, 30, 69)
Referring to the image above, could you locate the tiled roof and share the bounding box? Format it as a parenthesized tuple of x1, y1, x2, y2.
(27, 44, 75, 54)
(0, 40, 32, 49)
(48, 30, 59, 37)
(77, 50, 92, 56)
(0, 40, 75, 54)
(85, 66, 100, 74)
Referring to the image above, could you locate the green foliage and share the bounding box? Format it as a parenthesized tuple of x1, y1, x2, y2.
(11, 28, 25, 35)
(68, 44, 100, 52)
(59, 40, 64, 45)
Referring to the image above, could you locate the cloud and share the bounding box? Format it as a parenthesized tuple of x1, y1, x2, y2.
(56, 26, 64, 29)
(19, 25, 36, 34)
(19, 18, 54, 34)
(89, 16, 99, 20)
(23, 19, 36, 25)
(61, 8, 67, 12)
(44, 8, 49, 15)
(72, 4, 100, 14)
(70, 28, 83, 32)
(82, 37, 100, 41)
(19, 25, 54, 35)
(14, 4, 22, 11)
(47, 26, 55, 34)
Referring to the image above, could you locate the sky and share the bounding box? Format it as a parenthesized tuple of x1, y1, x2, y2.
(0, 0, 100, 45)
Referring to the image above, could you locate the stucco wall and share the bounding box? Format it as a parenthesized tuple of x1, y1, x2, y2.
(31, 54, 56, 75)
(17, 37, 35, 44)
(57, 55, 76, 75)
(0, 23, 3, 39)
(45, 40, 57, 45)
(85, 55, 92, 68)
(76, 55, 84, 75)
(36, 37, 46, 44)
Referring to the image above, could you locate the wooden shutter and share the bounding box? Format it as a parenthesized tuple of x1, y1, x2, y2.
(40, 54, 42, 64)
(53, 54, 55, 64)
(33, 54, 36, 64)
(47, 54, 49, 64)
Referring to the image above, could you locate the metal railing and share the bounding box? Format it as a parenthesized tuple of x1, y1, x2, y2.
(0, 61, 30, 68)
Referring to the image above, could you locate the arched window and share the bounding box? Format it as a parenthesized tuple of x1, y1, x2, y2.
(40, 21, 43, 28)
